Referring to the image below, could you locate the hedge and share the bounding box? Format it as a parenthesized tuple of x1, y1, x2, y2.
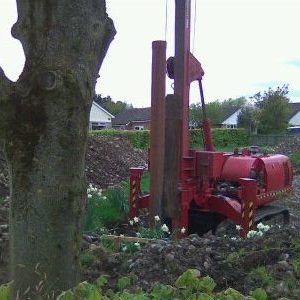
(90, 128, 249, 150)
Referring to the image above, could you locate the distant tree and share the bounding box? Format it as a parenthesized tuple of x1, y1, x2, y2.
(189, 97, 246, 127)
(222, 97, 247, 112)
(189, 103, 202, 127)
(189, 101, 223, 127)
(237, 105, 258, 133)
(94, 94, 133, 115)
(251, 85, 290, 134)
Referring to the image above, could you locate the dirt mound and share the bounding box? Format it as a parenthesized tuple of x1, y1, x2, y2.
(83, 225, 300, 299)
(86, 136, 147, 189)
(274, 135, 300, 156)
(0, 136, 148, 197)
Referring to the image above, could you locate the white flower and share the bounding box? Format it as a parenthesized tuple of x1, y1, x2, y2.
(247, 230, 257, 238)
(88, 194, 92, 199)
(122, 246, 127, 252)
(129, 220, 134, 226)
(161, 224, 169, 233)
(257, 222, 264, 230)
(133, 217, 139, 223)
(136, 232, 141, 237)
(236, 225, 241, 230)
(154, 215, 160, 222)
(102, 196, 107, 200)
(134, 242, 141, 249)
(231, 237, 237, 241)
(180, 227, 186, 234)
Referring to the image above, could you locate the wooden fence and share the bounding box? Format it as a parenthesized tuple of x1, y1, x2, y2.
(250, 134, 295, 146)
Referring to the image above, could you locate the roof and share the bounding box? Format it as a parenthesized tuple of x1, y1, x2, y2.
(112, 107, 151, 125)
(92, 101, 115, 118)
(221, 106, 242, 122)
(288, 102, 300, 119)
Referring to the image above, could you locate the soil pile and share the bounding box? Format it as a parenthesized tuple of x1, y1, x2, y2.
(273, 135, 300, 156)
(0, 136, 148, 197)
(86, 136, 147, 189)
(84, 225, 300, 299)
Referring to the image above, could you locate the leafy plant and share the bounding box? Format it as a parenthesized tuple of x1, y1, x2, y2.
(0, 270, 271, 300)
(0, 283, 11, 300)
(250, 288, 268, 300)
(291, 259, 300, 278)
(253, 266, 275, 287)
(85, 183, 129, 230)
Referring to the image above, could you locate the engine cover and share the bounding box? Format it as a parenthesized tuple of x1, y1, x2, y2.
(220, 154, 293, 191)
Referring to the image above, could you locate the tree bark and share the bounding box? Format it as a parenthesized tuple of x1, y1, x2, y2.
(1, 1, 115, 298)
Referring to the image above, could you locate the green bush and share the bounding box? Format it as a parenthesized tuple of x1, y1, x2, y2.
(6, 269, 266, 299)
(89, 128, 249, 150)
(190, 128, 249, 149)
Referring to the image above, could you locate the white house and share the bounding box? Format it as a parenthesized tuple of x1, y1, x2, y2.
(289, 102, 300, 126)
(89, 102, 114, 130)
(221, 108, 242, 128)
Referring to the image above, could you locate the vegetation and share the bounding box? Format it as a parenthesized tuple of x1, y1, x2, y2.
(189, 97, 247, 127)
(237, 104, 258, 133)
(0, 269, 269, 300)
(90, 128, 250, 150)
(94, 94, 133, 116)
(249, 85, 290, 134)
(85, 174, 150, 231)
(290, 151, 300, 166)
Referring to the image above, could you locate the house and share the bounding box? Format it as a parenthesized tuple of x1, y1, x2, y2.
(112, 107, 151, 130)
(221, 107, 242, 129)
(89, 102, 114, 130)
(288, 102, 300, 126)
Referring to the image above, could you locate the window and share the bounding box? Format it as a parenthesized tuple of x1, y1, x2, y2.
(134, 126, 144, 131)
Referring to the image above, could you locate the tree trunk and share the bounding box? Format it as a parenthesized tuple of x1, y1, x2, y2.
(0, 1, 115, 298)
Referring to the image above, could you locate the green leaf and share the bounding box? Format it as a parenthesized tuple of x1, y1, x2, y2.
(250, 288, 268, 300)
(175, 269, 200, 289)
(222, 288, 244, 300)
(197, 293, 215, 300)
(197, 276, 216, 293)
(57, 290, 75, 300)
(87, 287, 102, 300)
(150, 284, 175, 299)
(74, 281, 97, 297)
(0, 283, 11, 300)
(119, 291, 150, 300)
(96, 275, 109, 289)
(117, 276, 132, 291)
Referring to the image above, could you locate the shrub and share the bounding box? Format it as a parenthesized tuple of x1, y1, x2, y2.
(89, 128, 249, 150)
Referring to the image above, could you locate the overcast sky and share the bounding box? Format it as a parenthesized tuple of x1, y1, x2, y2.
(1, 0, 300, 107)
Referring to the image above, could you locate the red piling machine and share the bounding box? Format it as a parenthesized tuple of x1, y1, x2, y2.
(129, 0, 293, 237)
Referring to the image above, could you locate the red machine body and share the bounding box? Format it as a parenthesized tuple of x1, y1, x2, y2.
(128, 0, 293, 237)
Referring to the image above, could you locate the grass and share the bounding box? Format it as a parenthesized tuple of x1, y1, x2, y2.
(85, 173, 150, 231)
(253, 266, 275, 287)
(290, 151, 300, 166)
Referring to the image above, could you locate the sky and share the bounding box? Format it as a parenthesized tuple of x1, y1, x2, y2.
(1, 0, 300, 108)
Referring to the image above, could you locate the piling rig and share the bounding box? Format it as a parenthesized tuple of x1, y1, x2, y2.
(129, 0, 293, 237)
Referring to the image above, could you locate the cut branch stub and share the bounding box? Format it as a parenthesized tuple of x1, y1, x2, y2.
(37, 71, 61, 91)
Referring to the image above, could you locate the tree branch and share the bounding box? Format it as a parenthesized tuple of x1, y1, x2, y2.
(0, 67, 13, 141)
